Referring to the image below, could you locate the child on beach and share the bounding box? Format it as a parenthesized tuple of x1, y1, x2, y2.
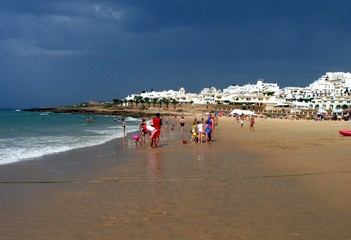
(133, 135, 140, 147)
(191, 121, 198, 143)
(197, 120, 204, 144)
(139, 118, 147, 144)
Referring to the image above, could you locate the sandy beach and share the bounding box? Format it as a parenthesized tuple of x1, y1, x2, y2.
(1, 116, 351, 240)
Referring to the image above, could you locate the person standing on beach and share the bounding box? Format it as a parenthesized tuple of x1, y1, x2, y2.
(179, 116, 185, 132)
(122, 118, 126, 136)
(249, 115, 255, 131)
(240, 114, 244, 128)
(152, 113, 162, 147)
(206, 113, 214, 140)
(213, 114, 219, 128)
(205, 123, 211, 143)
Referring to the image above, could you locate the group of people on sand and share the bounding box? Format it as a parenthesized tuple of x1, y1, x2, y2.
(190, 113, 215, 144)
(235, 114, 255, 131)
(125, 111, 256, 148)
(128, 112, 220, 148)
(133, 113, 162, 148)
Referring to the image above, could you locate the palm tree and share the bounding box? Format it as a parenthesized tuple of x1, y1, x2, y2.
(342, 104, 349, 110)
(172, 99, 178, 109)
(144, 97, 150, 107)
(112, 99, 121, 105)
(152, 98, 158, 108)
(163, 98, 170, 109)
(158, 98, 163, 108)
(128, 99, 134, 107)
(134, 96, 143, 108)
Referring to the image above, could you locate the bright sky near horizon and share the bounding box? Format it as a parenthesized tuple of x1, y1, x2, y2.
(1, 0, 350, 108)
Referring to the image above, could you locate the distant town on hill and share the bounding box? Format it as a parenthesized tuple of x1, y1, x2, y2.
(123, 72, 351, 112)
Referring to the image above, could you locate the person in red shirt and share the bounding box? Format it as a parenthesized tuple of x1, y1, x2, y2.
(152, 113, 162, 147)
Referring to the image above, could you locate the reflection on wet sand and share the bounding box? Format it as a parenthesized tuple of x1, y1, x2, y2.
(145, 151, 162, 181)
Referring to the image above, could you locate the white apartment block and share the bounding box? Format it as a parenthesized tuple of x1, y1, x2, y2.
(283, 72, 351, 110)
(222, 80, 279, 95)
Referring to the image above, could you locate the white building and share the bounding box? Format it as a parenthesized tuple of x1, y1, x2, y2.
(309, 72, 351, 97)
(283, 87, 312, 100)
(222, 79, 279, 95)
(125, 88, 186, 101)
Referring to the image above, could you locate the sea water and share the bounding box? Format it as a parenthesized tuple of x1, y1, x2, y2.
(0, 109, 140, 165)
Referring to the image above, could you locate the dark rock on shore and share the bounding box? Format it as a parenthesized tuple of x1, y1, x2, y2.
(22, 105, 188, 118)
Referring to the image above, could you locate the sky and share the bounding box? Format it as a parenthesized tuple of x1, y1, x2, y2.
(1, 0, 351, 108)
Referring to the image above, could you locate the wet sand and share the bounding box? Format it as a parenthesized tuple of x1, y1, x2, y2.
(1, 117, 351, 239)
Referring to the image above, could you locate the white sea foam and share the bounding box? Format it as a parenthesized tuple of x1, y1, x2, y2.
(0, 110, 142, 165)
(0, 125, 139, 165)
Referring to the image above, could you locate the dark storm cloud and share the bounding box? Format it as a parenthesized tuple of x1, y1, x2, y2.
(0, 0, 350, 108)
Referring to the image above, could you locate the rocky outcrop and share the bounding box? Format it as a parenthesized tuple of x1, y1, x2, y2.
(22, 105, 191, 117)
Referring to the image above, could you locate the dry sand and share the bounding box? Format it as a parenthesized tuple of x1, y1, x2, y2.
(1, 116, 351, 240)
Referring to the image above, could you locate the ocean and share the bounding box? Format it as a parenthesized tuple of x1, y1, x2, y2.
(0, 109, 140, 165)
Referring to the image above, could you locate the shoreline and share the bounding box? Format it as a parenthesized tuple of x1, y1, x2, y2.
(1, 117, 351, 239)
(0, 114, 187, 178)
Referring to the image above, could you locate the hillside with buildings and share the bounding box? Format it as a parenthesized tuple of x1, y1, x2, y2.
(125, 72, 351, 115)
